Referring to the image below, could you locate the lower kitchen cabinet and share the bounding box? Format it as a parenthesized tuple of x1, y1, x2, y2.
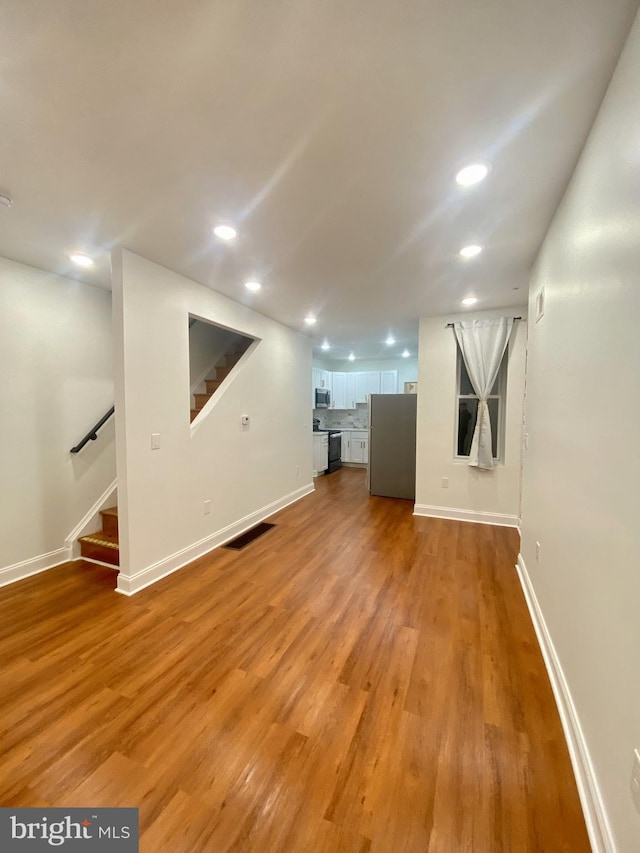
(312, 433, 328, 475)
(341, 430, 368, 464)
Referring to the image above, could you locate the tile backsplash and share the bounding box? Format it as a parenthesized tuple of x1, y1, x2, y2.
(313, 403, 369, 429)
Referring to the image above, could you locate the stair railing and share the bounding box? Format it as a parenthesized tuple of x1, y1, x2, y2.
(70, 406, 115, 453)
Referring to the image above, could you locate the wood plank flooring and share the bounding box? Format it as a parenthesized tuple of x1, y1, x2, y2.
(0, 468, 590, 852)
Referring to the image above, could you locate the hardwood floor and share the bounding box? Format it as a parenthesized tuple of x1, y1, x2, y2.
(0, 468, 590, 852)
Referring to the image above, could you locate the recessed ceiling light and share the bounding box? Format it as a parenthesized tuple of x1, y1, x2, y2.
(385, 336, 396, 346)
(455, 163, 489, 187)
(460, 244, 483, 258)
(462, 297, 478, 306)
(244, 280, 261, 292)
(348, 353, 355, 361)
(213, 224, 237, 240)
(401, 350, 410, 358)
(321, 341, 330, 351)
(305, 315, 317, 326)
(69, 253, 95, 268)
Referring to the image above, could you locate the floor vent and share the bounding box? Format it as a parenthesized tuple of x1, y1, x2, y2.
(224, 522, 276, 550)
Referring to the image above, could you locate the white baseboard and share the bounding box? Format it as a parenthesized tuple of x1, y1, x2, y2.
(516, 554, 614, 853)
(413, 503, 519, 527)
(0, 547, 72, 589)
(65, 478, 118, 557)
(116, 482, 315, 596)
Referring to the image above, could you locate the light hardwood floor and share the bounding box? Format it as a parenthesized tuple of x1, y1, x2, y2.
(0, 468, 590, 852)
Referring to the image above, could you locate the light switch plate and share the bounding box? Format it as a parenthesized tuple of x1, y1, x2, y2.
(151, 433, 160, 450)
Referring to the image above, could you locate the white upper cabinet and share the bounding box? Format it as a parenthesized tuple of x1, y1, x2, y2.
(356, 371, 380, 402)
(313, 367, 398, 408)
(380, 370, 398, 394)
(312, 367, 333, 408)
(346, 373, 357, 410)
(331, 372, 347, 409)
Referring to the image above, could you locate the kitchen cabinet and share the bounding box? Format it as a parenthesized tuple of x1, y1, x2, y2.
(380, 370, 398, 394)
(313, 367, 396, 409)
(342, 430, 368, 464)
(318, 370, 331, 389)
(355, 371, 380, 403)
(313, 433, 328, 475)
(312, 368, 332, 408)
(345, 373, 357, 409)
(331, 372, 347, 409)
(350, 431, 369, 464)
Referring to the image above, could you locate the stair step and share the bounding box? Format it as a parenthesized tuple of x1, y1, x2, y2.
(215, 365, 233, 380)
(79, 531, 119, 567)
(205, 379, 223, 394)
(190, 408, 199, 422)
(100, 506, 118, 536)
(193, 392, 212, 410)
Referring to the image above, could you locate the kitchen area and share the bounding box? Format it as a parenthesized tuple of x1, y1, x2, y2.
(311, 364, 419, 500)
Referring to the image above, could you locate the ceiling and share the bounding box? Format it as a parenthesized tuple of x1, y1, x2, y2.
(0, 1, 637, 361)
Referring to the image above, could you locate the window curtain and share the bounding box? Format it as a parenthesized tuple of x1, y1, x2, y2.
(453, 317, 514, 470)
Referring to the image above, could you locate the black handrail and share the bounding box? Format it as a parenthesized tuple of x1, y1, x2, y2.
(70, 406, 115, 453)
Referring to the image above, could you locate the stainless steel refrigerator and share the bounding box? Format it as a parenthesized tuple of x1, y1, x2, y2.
(368, 394, 417, 500)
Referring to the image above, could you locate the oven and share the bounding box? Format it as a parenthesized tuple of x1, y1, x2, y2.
(327, 431, 342, 473)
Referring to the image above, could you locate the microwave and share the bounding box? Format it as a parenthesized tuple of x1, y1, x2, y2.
(315, 388, 331, 408)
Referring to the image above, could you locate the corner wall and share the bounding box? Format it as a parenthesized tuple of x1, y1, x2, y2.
(0, 258, 115, 584)
(520, 13, 640, 851)
(414, 308, 527, 526)
(113, 251, 313, 594)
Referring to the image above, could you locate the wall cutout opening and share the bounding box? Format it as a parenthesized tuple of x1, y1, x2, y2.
(188, 316, 255, 423)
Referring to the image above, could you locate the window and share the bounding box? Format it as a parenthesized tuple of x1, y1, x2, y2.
(455, 349, 507, 461)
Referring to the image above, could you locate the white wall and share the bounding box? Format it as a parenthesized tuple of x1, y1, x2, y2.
(520, 14, 640, 852)
(0, 257, 115, 583)
(113, 251, 312, 594)
(415, 308, 527, 526)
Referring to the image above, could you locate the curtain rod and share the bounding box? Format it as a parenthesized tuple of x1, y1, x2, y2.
(445, 316, 522, 328)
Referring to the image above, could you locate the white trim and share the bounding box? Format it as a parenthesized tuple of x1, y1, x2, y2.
(116, 482, 315, 596)
(65, 479, 118, 557)
(74, 556, 120, 571)
(413, 503, 519, 528)
(0, 547, 72, 588)
(515, 554, 614, 853)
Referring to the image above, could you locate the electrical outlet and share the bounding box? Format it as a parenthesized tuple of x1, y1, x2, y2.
(203, 500, 211, 515)
(631, 748, 640, 814)
(441, 477, 449, 489)
(535, 541, 541, 563)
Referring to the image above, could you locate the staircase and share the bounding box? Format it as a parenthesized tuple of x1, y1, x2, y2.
(190, 340, 251, 423)
(78, 506, 119, 566)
